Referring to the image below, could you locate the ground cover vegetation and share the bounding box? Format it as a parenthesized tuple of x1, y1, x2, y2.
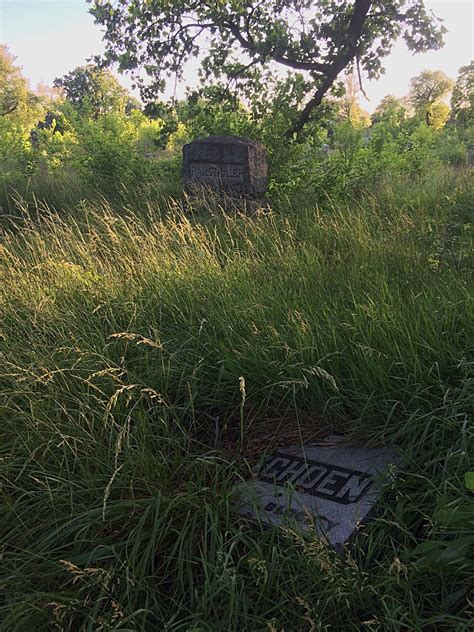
(1, 9, 473, 631)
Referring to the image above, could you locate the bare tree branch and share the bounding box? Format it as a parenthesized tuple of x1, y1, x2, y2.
(357, 55, 369, 100)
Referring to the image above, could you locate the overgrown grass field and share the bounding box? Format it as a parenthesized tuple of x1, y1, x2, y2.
(1, 168, 473, 630)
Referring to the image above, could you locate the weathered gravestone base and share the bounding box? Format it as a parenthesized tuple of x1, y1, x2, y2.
(183, 135, 268, 199)
(235, 435, 400, 549)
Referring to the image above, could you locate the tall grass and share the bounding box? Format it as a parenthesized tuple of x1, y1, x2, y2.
(1, 168, 473, 629)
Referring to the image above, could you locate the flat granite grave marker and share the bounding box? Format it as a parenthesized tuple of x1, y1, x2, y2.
(235, 435, 400, 549)
(183, 135, 268, 198)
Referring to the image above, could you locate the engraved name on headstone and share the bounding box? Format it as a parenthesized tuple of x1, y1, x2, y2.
(235, 436, 400, 548)
(190, 163, 244, 183)
(183, 135, 268, 197)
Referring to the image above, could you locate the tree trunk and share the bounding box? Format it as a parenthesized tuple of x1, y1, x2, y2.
(1, 102, 18, 116)
(286, 0, 372, 138)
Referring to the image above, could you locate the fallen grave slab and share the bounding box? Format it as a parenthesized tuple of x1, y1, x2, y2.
(235, 435, 401, 548)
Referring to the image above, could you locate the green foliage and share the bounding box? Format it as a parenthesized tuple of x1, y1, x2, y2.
(434, 128, 467, 166)
(177, 88, 255, 140)
(70, 112, 142, 192)
(411, 468, 474, 572)
(89, 0, 446, 134)
(0, 44, 43, 124)
(0, 117, 32, 177)
(450, 61, 474, 133)
(1, 170, 473, 628)
(54, 64, 138, 119)
(409, 69, 454, 109)
(136, 116, 166, 154)
(426, 100, 450, 130)
(465, 472, 474, 492)
(409, 69, 454, 127)
(266, 115, 445, 204)
(1, 21, 473, 628)
(30, 120, 78, 173)
(0, 42, 472, 629)
(2, 40, 468, 218)
(371, 94, 408, 126)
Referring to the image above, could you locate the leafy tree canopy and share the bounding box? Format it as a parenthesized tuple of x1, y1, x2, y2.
(54, 64, 140, 118)
(450, 61, 474, 129)
(0, 45, 41, 123)
(89, 0, 446, 136)
(409, 69, 453, 109)
(371, 94, 407, 126)
(426, 100, 450, 130)
(409, 69, 453, 126)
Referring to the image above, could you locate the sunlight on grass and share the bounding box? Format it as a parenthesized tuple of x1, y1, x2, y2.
(1, 170, 473, 629)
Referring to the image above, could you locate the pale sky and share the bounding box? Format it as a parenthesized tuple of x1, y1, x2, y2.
(1, 0, 473, 112)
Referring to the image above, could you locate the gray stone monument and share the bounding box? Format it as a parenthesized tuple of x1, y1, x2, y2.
(235, 435, 401, 549)
(183, 135, 268, 198)
(467, 149, 474, 167)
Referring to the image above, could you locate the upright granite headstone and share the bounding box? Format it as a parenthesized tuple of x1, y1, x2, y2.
(467, 149, 474, 167)
(183, 135, 268, 198)
(235, 435, 401, 550)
